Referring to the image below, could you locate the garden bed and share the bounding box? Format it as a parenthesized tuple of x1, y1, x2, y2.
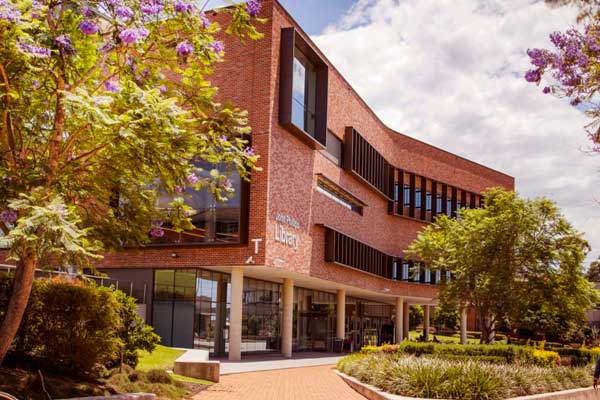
(337, 352, 592, 400)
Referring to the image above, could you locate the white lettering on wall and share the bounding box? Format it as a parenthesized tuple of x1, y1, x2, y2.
(274, 213, 300, 249)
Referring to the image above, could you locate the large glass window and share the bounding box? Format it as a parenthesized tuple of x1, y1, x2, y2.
(346, 297, 393, 351)
(155, 161, 244, 244)
(195, 270, 231, 355)
(446, 199, 452, 216)
(242, 278, 282, 353)
(415, 189, 422, 209)
(294, 287, 336, 352)
(152, 269, 196, 349)
(436, 195, 442, 213)
(292, 48, 316, 136)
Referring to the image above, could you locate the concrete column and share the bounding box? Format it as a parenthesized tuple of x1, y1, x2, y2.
(336, 289, 346, 340)
(395, 297, 404, 343)
(281, 278, 294, 358)
(402, 301, 410, 340)
(460, 307, 468, 345)
(423, 305, 430, 341)
(229, 267, 244, 361)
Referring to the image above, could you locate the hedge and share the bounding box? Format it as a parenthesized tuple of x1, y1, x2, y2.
(556, 347, 600, 366)
(362, 342, 560, 367)
(0, 274, 159, 378)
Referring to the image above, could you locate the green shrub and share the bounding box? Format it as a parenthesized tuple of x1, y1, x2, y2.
(146, 369, 172, 384)
(0, 274, 159, 378)
(359, 345, 381, 354)
(556, 347, 597, 366)
(380, 344, 400, 353)
(531, 350, 559, 368)
(112, 290, 160, 368)
(399, 342, 436, 356)
(337, 352, 591, 400)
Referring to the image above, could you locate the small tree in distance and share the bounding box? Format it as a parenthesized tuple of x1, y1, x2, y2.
(408, 188, 598, 344)
(0, 0, 264, 364)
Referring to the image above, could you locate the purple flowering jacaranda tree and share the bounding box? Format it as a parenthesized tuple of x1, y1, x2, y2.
(0, 0, 265, 363)
(525, 17, 600, 150)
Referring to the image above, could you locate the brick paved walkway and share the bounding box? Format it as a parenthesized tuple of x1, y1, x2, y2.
(194, 365, 365, 400)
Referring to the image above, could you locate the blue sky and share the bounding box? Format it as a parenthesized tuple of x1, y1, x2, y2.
(278, 0, 354, 34)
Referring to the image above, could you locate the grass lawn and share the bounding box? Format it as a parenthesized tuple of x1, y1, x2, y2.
(137, 345, 214, 385)
(408, 330, 481, 344)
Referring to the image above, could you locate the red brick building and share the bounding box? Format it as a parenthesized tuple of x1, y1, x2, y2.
(100, 0, 514, 360)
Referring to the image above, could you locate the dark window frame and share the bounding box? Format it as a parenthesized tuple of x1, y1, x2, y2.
(279, 27, 328, 149)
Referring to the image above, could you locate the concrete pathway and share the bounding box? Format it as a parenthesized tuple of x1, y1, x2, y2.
(194, 365, 365, 400)
(217, 352, 345, 375)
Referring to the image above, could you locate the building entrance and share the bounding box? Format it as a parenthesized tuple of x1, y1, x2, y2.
(346, 298, 394, 352)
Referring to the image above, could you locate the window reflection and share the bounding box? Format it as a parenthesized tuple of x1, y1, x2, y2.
(154, 161, 243, 244)
(242, 278, 282, 353)
(293, 288, 336, 352)
(292, 48, 316, 136)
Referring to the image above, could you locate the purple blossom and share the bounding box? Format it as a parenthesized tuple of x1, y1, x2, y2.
(106, 0, 121, 5)
(570, 97, 582, 106)
(119, 28, 140, 44)
(100, 41, 114, 52)
(174, 186, 183, 193)
(218, 135, 227, 142)
(187, 173, 199, 184)
(245, 0, 261, 17)
(103, 80, 121, 93)
(81, 6, 94, 17)
(137, 26, 150, 39)
(32, 80, 40, 89)
(0, 210, 17, 224)
(140, 0, 162, 15)
(54, 34, 76, 56)
(17, 42, 51, 58)
(174, 0, 194, 13)
(243, 146, 255, 157)
(208, 40, 224, 53)
(79, 19, 99, 35)
(115, 5, 133, 19)
(176, 40, 193, 56)
(524, 69, 541, 83)
(223, 178, 232, 190)
(150, 227, 165, 238)
(0, 0, 21, 22)
(199, 11, 210, 28)
(542, 86, 551, 94)
(158, 85, 167, 94)
(30, 0, 43, 19)
(526, 48, 548, 68)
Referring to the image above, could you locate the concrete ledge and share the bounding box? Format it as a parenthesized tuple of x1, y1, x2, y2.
(174, 360, 220, 383)
(336, 370, 599, 400)
(511, 388, 600, 400)
(336, 371, 434, 400)
(60, 394, 156, 400)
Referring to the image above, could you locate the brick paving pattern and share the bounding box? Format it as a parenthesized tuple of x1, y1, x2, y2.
(194, 365, 365, 400)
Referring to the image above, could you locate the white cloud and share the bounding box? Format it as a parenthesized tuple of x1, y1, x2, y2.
(314, 0, 600, 265)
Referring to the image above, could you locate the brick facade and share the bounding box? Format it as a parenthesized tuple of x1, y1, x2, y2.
(91, 0, 514, 304)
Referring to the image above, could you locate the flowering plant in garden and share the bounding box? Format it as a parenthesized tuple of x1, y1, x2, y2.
(0, 0, 264, 363)
(525, 18, 600, 150)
